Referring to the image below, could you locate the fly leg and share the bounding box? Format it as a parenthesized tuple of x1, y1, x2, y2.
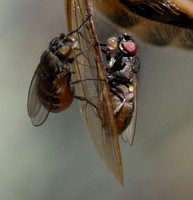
(74, 95, 98, 111)
(66, 15, 91, 37)
(67, 44, 95, 63)
(71, 78, 106, 85)
(74, 95, 103, 120)
(100, 44, 112, 61)
(71, 78, 105, 114)
(71, 78, 106, 119)
(110, 87, 126, 115)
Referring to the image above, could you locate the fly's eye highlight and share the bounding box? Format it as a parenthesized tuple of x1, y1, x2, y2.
(69, 36, 79, 49)
(107, 37, 118, 50)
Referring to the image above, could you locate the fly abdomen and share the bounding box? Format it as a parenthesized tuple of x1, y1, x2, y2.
(110, 84, 134, 134)
(50, 73, 74, 112)
(37, 73, 74, 113)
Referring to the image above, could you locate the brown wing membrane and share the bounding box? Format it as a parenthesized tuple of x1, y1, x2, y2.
(121, 0, 193, 29)
(65, 0, 123, 184)
(27, 67, 50, 126)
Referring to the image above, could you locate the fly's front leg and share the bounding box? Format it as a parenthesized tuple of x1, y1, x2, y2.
(100, 44, 113, 61)
(66, 15, 91, 37)
(71, 78, 106, 85)
(67, 44, 94, 64)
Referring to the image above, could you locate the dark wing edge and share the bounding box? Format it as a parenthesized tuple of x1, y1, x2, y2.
(27, 67, 50, 126)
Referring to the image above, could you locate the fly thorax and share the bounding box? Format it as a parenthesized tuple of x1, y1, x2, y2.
(119, 59, 133, 78)
(40, 50, 60, 77)
(57, 45, 72, 59)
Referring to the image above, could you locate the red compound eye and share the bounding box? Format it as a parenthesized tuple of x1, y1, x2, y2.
(123, 41, 137, 55)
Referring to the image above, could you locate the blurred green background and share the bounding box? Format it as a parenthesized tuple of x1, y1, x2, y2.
(0, 0, 193, 199)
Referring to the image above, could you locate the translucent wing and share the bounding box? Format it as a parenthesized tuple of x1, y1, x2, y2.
(65, 0, 123, 184)
(27, 63, 50, 126)
(122, 75, 138, 146)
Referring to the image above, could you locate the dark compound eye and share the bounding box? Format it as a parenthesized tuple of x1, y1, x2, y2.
(122, 41, 137, 55)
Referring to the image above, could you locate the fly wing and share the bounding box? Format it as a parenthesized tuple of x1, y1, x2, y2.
(122, 75, 138, 146)
(121, 0, 193, 29)
(65, 0, 123, 184)
(27, 65, 50, 126)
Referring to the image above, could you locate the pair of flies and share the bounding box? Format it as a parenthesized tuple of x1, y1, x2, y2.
(28, 16, 139, 133)
(27, 4, 139, 185)
(28, 0, 193, 186)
